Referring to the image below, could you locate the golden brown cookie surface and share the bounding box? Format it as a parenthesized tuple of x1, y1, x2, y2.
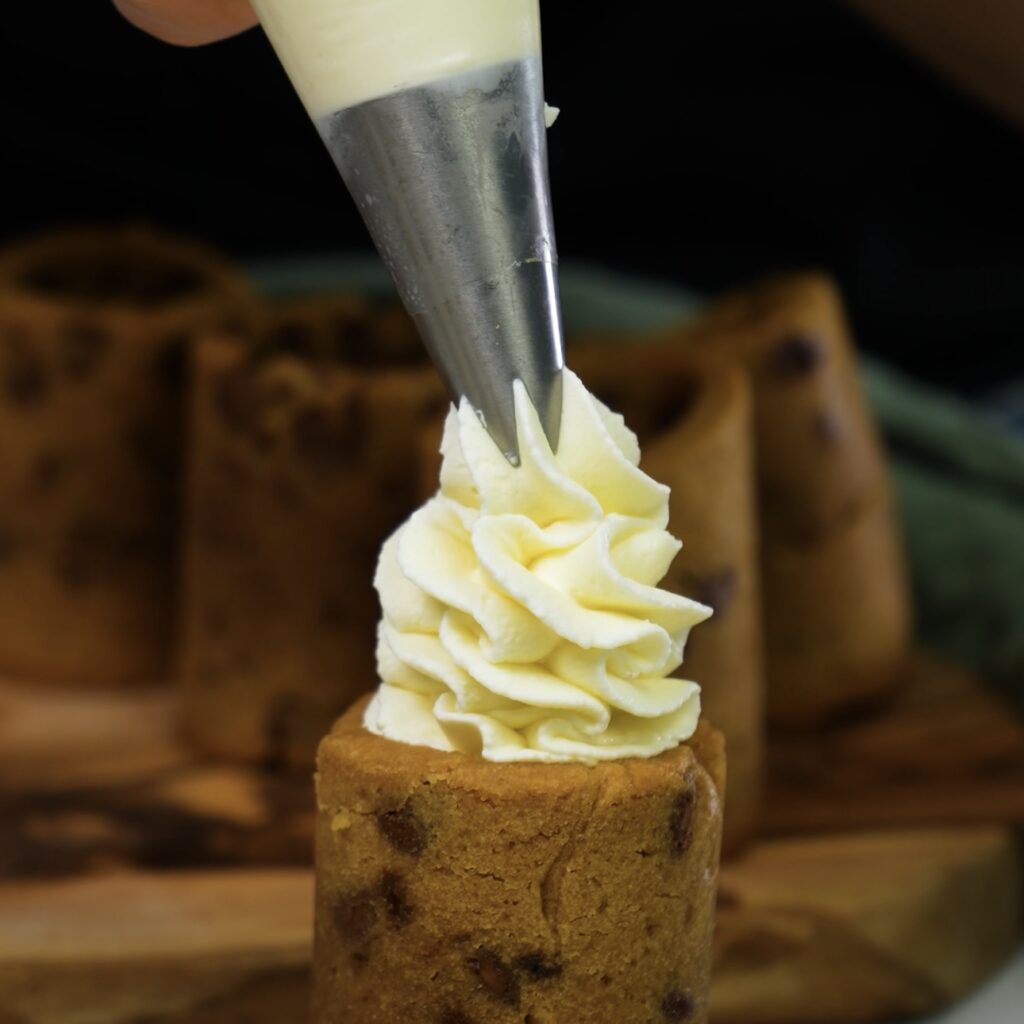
(313, 698, 724, 1024)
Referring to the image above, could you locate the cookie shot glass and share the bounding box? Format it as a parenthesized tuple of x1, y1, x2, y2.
(0, 227, 252, 684)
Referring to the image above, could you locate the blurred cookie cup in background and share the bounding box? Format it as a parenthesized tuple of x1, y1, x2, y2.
(179, 295, 446, 769)
(589, 273, 913, 726)
(0, 226, 252, 685)
(691, 274, 912, 725)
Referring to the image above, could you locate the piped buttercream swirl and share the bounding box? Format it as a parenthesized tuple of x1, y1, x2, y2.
(363, 369, 711, 763)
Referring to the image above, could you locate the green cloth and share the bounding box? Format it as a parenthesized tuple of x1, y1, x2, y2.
(863, 363, 1024, 705)
(248, 256, 1024, 705)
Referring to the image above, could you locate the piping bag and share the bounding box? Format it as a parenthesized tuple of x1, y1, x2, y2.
(252, 0, 564, 462)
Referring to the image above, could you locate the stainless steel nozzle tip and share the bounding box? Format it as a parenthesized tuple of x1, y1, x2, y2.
(318, 56, 564, 462)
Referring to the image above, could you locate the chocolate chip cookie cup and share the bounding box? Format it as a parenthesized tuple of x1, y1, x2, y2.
(695, 274, 912, 724)
(314, 369, 724, 1020)
(179, 298, 447, 768)
(313, 697, 725, 1024)
(0, 227, 251, 684)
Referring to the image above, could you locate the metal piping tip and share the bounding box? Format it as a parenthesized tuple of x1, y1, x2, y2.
(317, 56, 564, 462)
(467, 350, 563, 466)
(421, 252, 564, 463)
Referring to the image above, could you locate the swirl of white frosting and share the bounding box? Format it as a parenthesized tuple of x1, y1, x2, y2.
(363, 369, 712, 763)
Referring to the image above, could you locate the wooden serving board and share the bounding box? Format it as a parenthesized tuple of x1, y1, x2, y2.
(713, 828, 1021, 1024)
(3, 653, 1023, 881)
(1, 652, 1022, 1023)
(0, 870, 313, 1024)
(764, 653, 1024, 836)
(0, 827, 1018, 1024)
(0, 683, 313, 878)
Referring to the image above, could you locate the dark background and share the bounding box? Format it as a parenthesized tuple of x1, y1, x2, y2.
(4, 1, 1022, 395)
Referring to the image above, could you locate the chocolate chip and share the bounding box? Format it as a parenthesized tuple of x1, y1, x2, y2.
(376, 805, 427, 856)
(812, 408, 845, 446)
(333, 890, 377, 943)
(380, 870, 414, 926)
(2, 343, 49, 407)
(515, 952, 562, 980)
(765, 333, 824, 378)
(467, 949, 519, 1006)
(661, 991, 694, 1021)
(291, 395, 364, 469)
(59, 322, 109, 381)
(669, 790, 696, 857)
(686, 567, 737, 616)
